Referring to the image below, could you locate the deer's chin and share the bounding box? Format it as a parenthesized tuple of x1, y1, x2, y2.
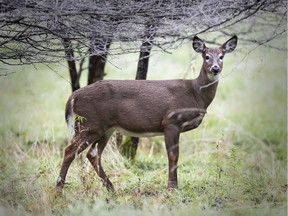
(207, 72, 221, 81)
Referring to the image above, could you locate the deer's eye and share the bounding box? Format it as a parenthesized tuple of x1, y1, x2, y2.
(205, 55, 210, 60)
(219, 55, 223, 60)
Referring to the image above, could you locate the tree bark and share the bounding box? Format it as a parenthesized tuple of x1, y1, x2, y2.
(63, 38, 80, 92)
(88, 41, 111, 85)
(135, 40, 152, 80)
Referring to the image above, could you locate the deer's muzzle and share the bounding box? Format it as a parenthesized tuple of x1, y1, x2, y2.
(211, 65, 221, 75)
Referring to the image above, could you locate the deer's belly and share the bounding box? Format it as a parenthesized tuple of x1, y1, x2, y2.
(112, 126, 163, 137)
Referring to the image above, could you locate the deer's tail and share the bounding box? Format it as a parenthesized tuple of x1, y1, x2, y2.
(65, 97, 76, 136)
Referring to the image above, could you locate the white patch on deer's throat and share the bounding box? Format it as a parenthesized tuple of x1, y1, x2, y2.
(207, 72, 221, 81)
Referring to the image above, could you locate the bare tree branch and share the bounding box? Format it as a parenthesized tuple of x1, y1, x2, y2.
(0, 0, 286, 65)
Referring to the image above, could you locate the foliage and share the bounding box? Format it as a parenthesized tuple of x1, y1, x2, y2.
(74, 114, 87, 124)
(119, 137, 138, 161)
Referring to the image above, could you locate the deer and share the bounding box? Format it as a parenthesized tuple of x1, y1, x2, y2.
(56, 35, 237, 192)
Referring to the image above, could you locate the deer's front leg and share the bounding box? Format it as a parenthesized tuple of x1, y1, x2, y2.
(164, 124, 180, 189)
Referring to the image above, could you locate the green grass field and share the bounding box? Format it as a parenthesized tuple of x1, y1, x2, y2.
(0, 39, 286, 215)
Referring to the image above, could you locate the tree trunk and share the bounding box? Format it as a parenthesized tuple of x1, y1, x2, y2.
(88, 41, 111, 85)
(135, 40, 152, 80)
(63, 38, 80, 92)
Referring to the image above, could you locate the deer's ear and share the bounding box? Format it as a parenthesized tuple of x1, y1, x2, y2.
(192, 36, 206, 53)
(221, 35, 237, 53)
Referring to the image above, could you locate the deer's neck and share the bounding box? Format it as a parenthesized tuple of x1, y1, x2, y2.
(193, 69, 219, 109)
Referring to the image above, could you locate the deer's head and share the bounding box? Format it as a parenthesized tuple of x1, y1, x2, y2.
(193, 35, 237, 80)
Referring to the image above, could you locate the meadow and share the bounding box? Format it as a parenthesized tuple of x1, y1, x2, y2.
(0, 38, 286, 215)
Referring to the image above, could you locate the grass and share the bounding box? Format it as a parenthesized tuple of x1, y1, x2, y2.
(0, 39, 287, 215)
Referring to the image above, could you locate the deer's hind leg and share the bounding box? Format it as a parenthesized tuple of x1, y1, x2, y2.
(86, 134, 115, 192)
(56, 134, 99, 190)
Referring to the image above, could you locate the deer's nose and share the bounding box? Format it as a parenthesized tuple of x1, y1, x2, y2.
(211, 65, 220, 74)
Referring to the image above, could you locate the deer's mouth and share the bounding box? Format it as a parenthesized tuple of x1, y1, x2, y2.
(211, 69, 221, 75)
